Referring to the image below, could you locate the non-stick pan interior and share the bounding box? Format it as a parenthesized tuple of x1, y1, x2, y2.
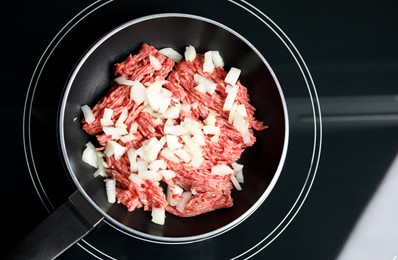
(60, 13, 287, 242)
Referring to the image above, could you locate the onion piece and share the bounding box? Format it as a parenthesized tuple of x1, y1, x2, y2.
(149, 55, 162, 70)
(81, 105, 95, 124)
(184, 45, 196, 61)
(230, 175, 242, 191)
(223, 84, 239, 111)
(104, 178, 116, 203)
(176, 191, 192, 212)
(224, 67, 241, 85)
(130, 80, 146, 105)
(100, 108, 114, 126)
(212, 50, 224, 68)
(104, 140, 127, 160)
(211, 164, 234, 175)
(203, 51, 215, 73)
(114, 76, 135, 86)
(159, 47, 183, 62)
(151, 207, 166, 225)
(82, 141, 98, 168)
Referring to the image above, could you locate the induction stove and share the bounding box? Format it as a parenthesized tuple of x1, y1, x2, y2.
(2, 0, 398, 259)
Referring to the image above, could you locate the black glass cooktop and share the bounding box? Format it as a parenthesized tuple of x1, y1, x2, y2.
(3, 0, 398, 259)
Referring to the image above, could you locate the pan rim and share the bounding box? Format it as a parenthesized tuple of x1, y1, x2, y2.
(59, 12, 289, 244)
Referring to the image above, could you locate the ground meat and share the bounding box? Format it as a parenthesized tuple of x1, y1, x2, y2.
(81, 43, 268, 221)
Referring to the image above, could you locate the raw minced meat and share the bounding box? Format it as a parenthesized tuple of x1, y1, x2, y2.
(81, 43, 268, 223)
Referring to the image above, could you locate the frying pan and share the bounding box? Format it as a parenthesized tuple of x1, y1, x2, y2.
(7, 13, 288, 259)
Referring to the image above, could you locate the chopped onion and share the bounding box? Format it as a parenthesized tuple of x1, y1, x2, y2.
(159, 169, 176, 180)
(138, 170, 162, 181)
(176, 191, 192, 212)
(81, 105, 95, 124)
(159, 47, 183, 62)
(184, 45, 196, 61)
(82, 141, 98, 168)
(104, 140, 127, 160)
(103, 126, 128, 140)
(144, 136, 166, 162)
(149, 55, 162, 70)
(203, 51, 215, 73)
(230, 175, 242, 191)
(148, 159, 166, 171)
(127, 148, 138, 172)
(223, 84, 239, 111)
(164, 124, 188, 136)
(128, 173, 144, 185)
(151, 207, 166, 225)
(104, 178, 116, 203)
(211, 164, 234, 175)
(160, 148, 181, 163)
(130, 80, 146, 105)
(165, 134, 183, 151)
(115, 108, 128, 128)
(212, 50, 224, 68)
(174, 148, 192, 163)
(224, 67, 241, 85)
(114, 76, 135, 86)
(100, 108, 114, 126)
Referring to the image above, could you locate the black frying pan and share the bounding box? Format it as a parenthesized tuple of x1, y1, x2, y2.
(6, 13, 288, 259)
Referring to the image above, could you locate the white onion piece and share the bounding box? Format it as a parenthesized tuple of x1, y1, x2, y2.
(100, 108, 114, 126)
(130, 80, 146, 106)
(223, 84, 239, 111)
(224, 67, 241, 85)
(164, 124, 188, 136)
(211, 164, 234, 175)
(144, 136, 166, 162)
(159, 47, 183, 62)
(188, 153, 204, 168)
(167, 185, 183, 207)
(165, 134, 183, 151)
(230, 175, 242, 191)
(184, 45, 196, 61)
(114, 76, 135, 86)
(128, 173, 144, 185)
(176, 191, 192, 212)
(203, 125, 220, 135)
(212, 50, 224, 68)
(81, 105, 95, 124)
(149, 55, 162, 71)
(104, 178, 116, 203)
(194, 84, 207, 94)
(102, 126, 128, 140)
(127, 148, 138, 172)
(203, 51, 215, 73)
(231, 162, 244, 172)
(204, 112, 216, 125)
(82, 141, 98, 168)
(174, 148, 192, 163)
(104, 140, 127, 160)
(148, 159, 165, 171)
(151, 207, 166, 225)
(162, 105, 181, 119)
(120, 133, 135, 143)
(138, 170, 162, 181)
(160, 148, 181, 163)
(235, 169, 244, 183)
(115, 108, 128, 128)
(159, 169, 176, 180)
(130, 122, 139, 133)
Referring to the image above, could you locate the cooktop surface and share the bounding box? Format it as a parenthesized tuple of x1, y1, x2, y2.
(2, 0, 398, 259)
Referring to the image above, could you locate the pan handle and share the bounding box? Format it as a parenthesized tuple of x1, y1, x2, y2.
(3, 190, 103, 260)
